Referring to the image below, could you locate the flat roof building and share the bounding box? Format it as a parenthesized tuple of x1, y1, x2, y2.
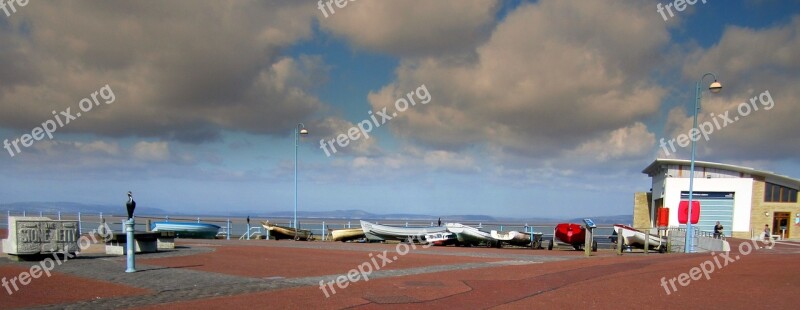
(635, 159, 800, 240)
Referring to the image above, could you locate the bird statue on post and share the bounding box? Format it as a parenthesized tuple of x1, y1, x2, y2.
(126, 191, 136, 220)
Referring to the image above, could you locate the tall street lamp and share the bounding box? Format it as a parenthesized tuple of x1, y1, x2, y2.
(294, 123, 309, 235)
(686, 73, 722, 253)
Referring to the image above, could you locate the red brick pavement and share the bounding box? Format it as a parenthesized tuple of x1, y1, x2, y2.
(0, 265, 150, 309)
(141, 240, 800, 309)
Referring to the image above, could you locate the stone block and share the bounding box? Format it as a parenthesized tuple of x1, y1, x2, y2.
(2, 217, 80, 255)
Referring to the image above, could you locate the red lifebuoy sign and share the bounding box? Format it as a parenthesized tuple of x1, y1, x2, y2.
(678, 200, 700, 224)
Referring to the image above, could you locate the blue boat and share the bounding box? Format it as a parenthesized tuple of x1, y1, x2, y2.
(150, 222, 221, 239)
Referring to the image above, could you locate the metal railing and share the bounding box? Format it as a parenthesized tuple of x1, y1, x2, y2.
(1, 210, 620, 243)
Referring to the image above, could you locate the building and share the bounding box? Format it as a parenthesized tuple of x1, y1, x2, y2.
(634, 159, 800, 240)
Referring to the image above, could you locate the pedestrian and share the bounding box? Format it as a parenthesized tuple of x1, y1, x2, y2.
(713, 221, 723, 239)
(763, 224, 771, 241)
(438, 217, 441, 227)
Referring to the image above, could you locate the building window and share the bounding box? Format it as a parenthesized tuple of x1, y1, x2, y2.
(764, 182, 798, 203)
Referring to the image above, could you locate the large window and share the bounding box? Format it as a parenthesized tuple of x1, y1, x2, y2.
(764, 182, 798, 203)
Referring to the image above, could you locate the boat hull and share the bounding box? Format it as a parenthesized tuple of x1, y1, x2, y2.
(423, 232, 457, 246)
(330, 228, 365, 242)
(261, 221, 313, 241)
(492, 230, 543, 248)
(613, 224, 666, 251)
(446, 223, 499, 247)
(150, 222, 220, 239)
(554, 223, 586, 245)
(360, 220, 447, 242)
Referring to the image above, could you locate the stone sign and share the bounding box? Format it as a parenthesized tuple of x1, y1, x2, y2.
(2, 216, 80, 255)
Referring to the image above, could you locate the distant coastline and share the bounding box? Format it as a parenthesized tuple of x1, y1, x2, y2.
(0, 201, 631, 225)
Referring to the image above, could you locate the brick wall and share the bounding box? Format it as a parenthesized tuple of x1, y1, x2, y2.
(633, 192, 652, 229)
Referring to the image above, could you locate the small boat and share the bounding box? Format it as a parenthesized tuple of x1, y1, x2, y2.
(548, 223, 595, 251)
(330, 228, 365, 242)
(423, 232, 457, 246)
(150, 222, 220, 239)
(613, 224, 666, 252)
(360, 220, 447, 242)
(261, 221, 313, 241)
(491, 230, 543, 248)
(445, 223, 500, 247)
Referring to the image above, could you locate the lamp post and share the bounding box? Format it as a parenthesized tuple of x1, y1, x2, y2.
(685, 73, 722, 253)
(294, 123, 309, 239)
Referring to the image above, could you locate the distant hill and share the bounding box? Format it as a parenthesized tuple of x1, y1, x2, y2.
(247, 210, 498, 222)
(0, 202, 167, 216)
(0, 201, 631, 224)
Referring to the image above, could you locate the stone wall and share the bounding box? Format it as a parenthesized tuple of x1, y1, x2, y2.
(633, 192, 652, 229)
(748, 176, 800, 240)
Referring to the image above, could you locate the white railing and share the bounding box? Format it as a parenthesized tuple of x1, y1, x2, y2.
(239, 227, 263, 240)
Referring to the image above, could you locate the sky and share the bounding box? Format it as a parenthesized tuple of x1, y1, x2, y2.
(1, 0, 799, 218)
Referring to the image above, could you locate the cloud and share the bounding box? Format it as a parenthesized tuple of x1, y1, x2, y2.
(670, 16, 800, 161)
(368, 1, 668, 164)
(312, 116, 382, 157)
(132, 141, 170, 162)
(422, 150, 480, 173)
(0, 1, 328, 143)
(567, 122, 655, 162)
(318, 0, 499, 57)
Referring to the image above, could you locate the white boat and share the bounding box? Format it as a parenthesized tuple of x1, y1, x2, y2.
(491, 230, 543, 248)
(445, 223, 500, 247)
(423, 232, 457, 246)
(613, 224, 666, 252)
(360, 220, 447, 242)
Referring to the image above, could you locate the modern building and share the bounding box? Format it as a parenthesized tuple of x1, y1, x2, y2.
(634, 159, 800, 240)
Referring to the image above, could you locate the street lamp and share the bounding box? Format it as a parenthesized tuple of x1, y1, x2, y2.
(294, 123, 309, 236)
(686, 73, 722, 253)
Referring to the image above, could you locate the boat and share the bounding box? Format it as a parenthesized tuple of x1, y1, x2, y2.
(491, 230, 543, 248)
(150, 222, 220, 239)
(613, 224, 666, 252)
(445, 223, 500, 247)
(423, 232, 457, 246)
(360, 220, 447, 242)
(548, 223, 596, 251)
(261, 221, 313, 241)
(330, 228, 365, 242)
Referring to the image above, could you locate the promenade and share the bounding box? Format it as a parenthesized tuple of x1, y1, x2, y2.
(1, 232, 799, 309)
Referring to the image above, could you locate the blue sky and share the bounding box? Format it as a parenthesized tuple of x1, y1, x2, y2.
(1, 0, 799, 218)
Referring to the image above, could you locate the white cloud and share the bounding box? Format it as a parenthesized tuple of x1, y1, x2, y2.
(422, 150, 480, 173)
(671, 16, 800, 161)
(0, 1, 327, 142)
(318, 0, 499, 57)
(567, 123, 655, 162)
(132, 141, 170, 162)
(369, 1, 668, 164)
(75, 141, 121, 155)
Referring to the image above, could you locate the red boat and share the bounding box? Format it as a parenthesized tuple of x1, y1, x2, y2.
(547, 223, 596, 251)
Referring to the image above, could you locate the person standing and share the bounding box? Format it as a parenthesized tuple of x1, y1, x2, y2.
(437, 218, 442, 227)
(763, 224, 771, 241)
(713, 221, 724, 239)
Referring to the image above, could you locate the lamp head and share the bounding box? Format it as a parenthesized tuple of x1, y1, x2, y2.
(299, 128, 309, 135)
(709, 80, 722, 93)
